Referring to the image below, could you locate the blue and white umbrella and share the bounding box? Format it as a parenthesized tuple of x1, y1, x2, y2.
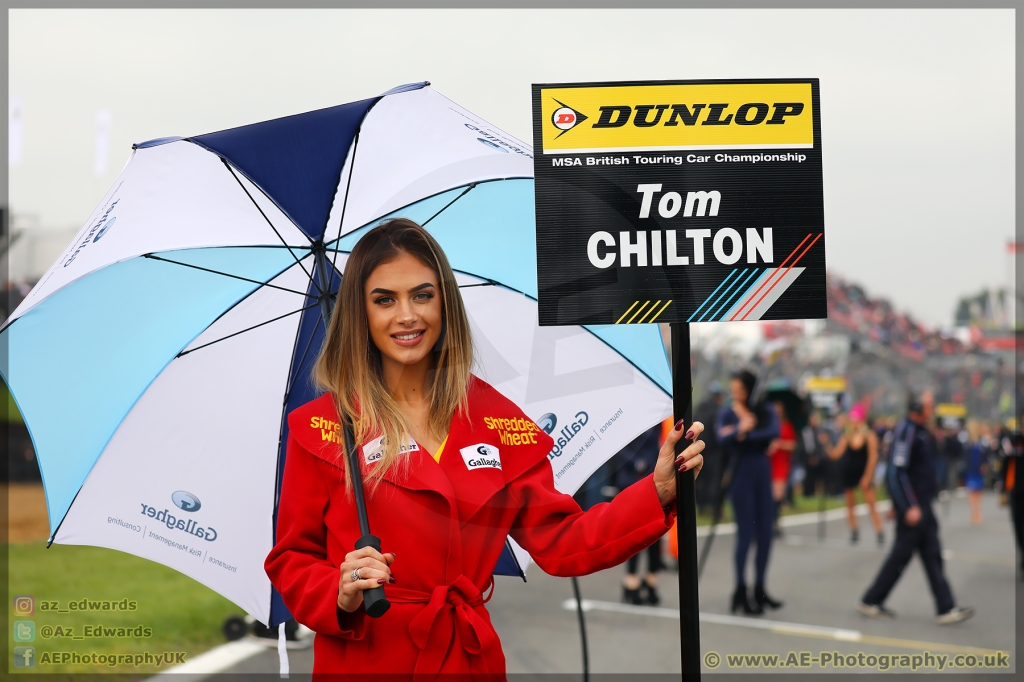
(1, 83, 671, 628)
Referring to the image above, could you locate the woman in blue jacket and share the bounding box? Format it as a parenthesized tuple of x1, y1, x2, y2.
(717, 370, 782, 615)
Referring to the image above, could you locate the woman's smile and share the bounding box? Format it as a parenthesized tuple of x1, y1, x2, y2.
(391, 329, 426, 346)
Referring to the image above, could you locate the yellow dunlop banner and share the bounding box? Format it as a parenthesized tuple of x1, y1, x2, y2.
(804, 376, 847, 394)
(936, 403, 968, 418)
(540, 81, 814, 154)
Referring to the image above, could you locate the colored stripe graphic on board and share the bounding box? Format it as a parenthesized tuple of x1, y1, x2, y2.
(687, 270, 738, 322)
(699, 269, 750, 322)
(615, 300, 673, 324)
(730, 233, 816, 321)
(708, 268, 760, 321)
(739, 233, 821, 320)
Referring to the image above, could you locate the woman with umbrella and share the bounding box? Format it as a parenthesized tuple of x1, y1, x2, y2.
(264, 219, 707, 677)
(717, 369, 783, 615)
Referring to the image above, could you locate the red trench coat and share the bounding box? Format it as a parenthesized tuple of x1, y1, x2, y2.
(265, 376, 675, 680)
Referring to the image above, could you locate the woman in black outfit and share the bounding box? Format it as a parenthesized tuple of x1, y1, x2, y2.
(827, 402, 884, 545)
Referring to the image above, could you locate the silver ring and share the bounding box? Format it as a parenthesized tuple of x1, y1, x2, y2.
(351, 568, 361, 582)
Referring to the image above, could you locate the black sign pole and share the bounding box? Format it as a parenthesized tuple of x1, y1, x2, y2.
(671, 322, 701, 679)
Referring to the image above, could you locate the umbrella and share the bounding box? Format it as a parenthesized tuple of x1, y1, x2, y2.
(1, 83, 672, 630)
(763, 378, 810, 432)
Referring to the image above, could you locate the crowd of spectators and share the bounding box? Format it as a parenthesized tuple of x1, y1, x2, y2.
(829, 274, 968, 360)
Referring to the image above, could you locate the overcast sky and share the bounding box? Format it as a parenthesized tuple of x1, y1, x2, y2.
(7, 8, 1015, 327)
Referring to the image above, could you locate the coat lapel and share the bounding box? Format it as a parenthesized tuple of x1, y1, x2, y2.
(288, 379, 554, 529)
(291, 393, 457, 505)
(439, 404, 507, 524)
(438, 378, 555, 524)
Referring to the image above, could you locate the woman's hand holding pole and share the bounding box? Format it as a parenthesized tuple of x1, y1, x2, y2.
(653, 419, 706, 507)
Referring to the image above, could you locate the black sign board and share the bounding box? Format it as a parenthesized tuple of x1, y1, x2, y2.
(532, 79, 826, 327)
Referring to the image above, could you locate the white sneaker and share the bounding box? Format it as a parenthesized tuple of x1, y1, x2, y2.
(936, 606, 974, 625)
(856, 602, 896, 619)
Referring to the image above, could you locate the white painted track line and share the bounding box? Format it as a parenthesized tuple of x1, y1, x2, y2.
(142, 640, 265, 680)
(559, 598, 1006, 656)
(695, 500, 891, 537)
(560, 598, 860, 640)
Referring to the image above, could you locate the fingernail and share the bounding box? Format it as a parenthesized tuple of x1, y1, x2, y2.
(377, 579, 386, 585)
(678, 463, 687, 471)
(684, 430, 695, 440)
(389, 576, 396, 584)
(675, 419, 684, 431)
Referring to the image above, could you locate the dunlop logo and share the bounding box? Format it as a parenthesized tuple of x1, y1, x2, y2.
(539, 81, 815, 154)
(590, 103, 802, 128)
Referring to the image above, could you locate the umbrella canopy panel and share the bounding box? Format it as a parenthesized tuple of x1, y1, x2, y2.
(50, 254, 316, 624)
(6, 140, 309, 325)
(3, 246, 306, 539)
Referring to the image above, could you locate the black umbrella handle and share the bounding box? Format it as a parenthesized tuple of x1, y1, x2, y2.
(354, 534, 390, 618)
(342, 414, 391, 619)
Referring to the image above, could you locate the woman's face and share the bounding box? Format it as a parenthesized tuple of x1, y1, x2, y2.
(730, 378, 748, 405)
(364, 252, 443, 371)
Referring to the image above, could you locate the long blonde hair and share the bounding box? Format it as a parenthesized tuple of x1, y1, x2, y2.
(313, 218, 473, 490)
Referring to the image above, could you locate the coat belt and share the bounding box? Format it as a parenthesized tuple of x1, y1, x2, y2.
(388, 575, 503, 681)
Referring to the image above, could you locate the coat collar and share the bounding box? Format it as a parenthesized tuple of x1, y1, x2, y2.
(287, 377, 553, 522)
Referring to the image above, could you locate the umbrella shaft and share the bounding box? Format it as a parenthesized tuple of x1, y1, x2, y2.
(313, 242, 336, 322)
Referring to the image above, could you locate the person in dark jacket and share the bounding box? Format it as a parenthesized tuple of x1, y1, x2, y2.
(797, 410, 828, 498)
(858, 391, 974, 624)
(717, 369, 782, 615)
(694, 382, 725, 514)
(614, 423, 667, 605)
(1003, 418, 1024, 576)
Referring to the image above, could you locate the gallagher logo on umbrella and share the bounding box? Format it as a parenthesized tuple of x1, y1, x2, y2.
(537, 413, 558, 434)
(550, 100, 588, 138)
(92, 217, 116, 242)
(477, 138, 509, 153)
(171, 490, 202, 512)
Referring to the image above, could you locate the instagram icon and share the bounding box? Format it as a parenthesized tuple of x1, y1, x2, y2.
(13, 595, 34, 616)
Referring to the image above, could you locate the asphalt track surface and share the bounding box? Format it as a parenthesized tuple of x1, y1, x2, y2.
(166, 492, 1018, 678)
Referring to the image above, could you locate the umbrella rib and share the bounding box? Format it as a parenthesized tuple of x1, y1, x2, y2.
(330, 129, 361, 275)
(143, 254, 310, 296)
(422, 182, 477, 227)
(177, 303, 319, 358)
(284, 313, 323, 402)
(220, 158, 321, 294)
